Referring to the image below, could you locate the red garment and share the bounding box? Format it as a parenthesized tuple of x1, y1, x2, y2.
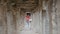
(26, 16, 30, 21)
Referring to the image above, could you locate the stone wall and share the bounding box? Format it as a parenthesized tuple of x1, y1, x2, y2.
(0, 0, 58, 34)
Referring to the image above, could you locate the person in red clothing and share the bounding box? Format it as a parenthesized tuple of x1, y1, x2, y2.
(25, 13, 31, 28)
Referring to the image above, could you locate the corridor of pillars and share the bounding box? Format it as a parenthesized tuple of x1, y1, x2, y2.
(0, 0, 59, 34)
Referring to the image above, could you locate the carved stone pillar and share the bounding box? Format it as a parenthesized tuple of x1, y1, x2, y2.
(0, 4, 7, 34)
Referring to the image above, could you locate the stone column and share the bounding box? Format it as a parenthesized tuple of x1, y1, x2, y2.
(6, 11, 14, 34)
(48, 0, 53, 34)
(45, 4, 50, 34)
(45, 0, 53, 34)
(6, 3, 14, 34)
(16, 8, 22, 34)
(39, 0, 43, 34)
(0, 4, 7, 34)
(56, 0, 60, 34)
(0, 5, 4, 34)
(52, 0, 57, 34)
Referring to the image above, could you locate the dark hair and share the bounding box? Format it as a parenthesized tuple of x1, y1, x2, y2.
(27, 13, 31, 16)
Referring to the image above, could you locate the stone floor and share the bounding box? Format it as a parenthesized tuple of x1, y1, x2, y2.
(20, 23, 39, 34)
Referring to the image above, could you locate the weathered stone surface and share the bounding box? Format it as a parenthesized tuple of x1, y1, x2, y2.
(0, 0, 58, 34)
